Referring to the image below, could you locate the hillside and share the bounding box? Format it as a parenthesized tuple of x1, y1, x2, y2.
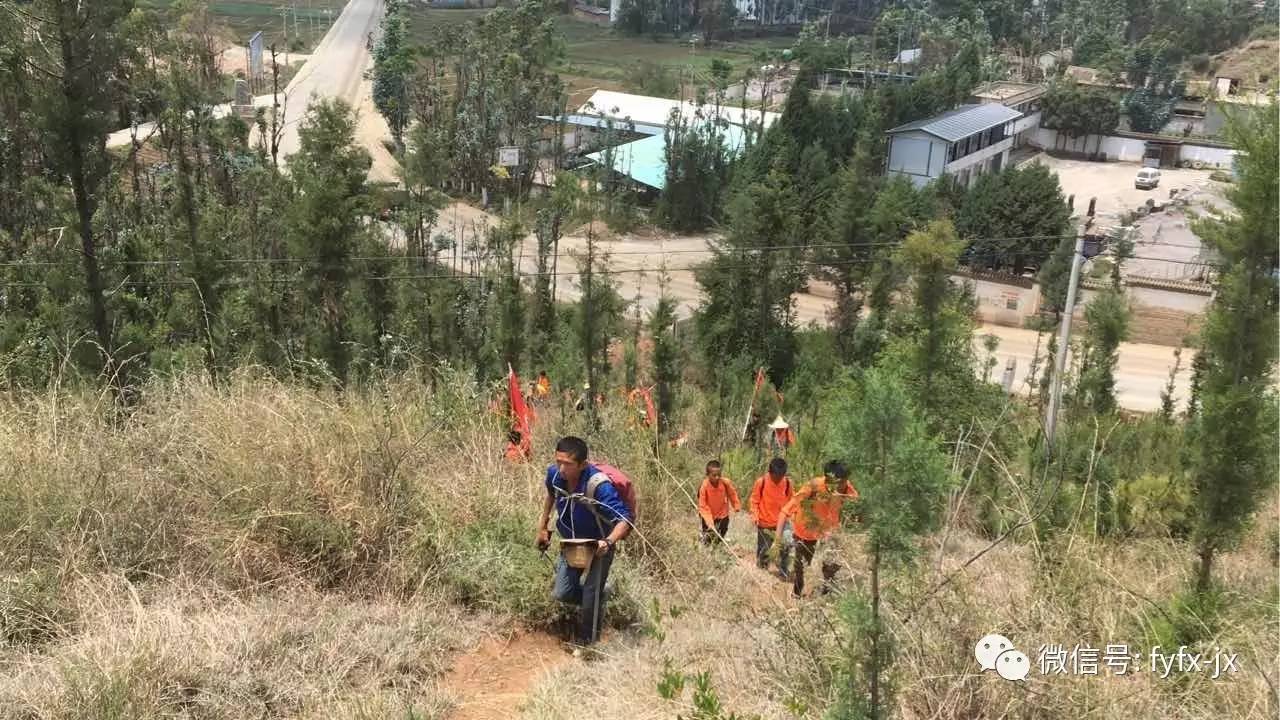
(1, 373, 1274, 719)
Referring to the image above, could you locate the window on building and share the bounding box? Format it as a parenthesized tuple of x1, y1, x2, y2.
(1006, 297, 1018, 310)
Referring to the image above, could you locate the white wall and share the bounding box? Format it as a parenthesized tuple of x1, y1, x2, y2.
(889, 136, 933, 175)
(1178, 143, 1235, 167)
(954, 275, 1041, 326)
(1129, 284, 1212, 314)
(886, 130, 947, 186)
(1030, 127, 1236, 168)
(1012, 111, 1042, 136)
(1032, 127, 1146, 161)
(1077, 285, 1212, 314)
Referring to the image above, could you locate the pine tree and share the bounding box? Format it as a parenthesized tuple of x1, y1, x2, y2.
(825, 366, 953, 720)
(530, 174, 578, 368)
(694, 161, 805, 384)
(288, 99, 372, 384)
(1076, 288, 1130, 416)
(955, 164, 1072, 274)
(1186, 109, 1279, 593)
(656, 107, 730, 233)
(26, 0, 137, 385)
(650, 272, 681, 435)
(372, 0, 411, 150)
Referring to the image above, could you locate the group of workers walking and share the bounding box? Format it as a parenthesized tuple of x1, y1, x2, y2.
(537, 434, 857, 652)
(698, 456, 856, 600)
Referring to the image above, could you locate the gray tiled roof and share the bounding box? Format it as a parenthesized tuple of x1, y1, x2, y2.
(886, 104, 1023, 142)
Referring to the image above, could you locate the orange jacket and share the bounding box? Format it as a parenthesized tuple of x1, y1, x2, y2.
(749, 473, 794, 529)
(698, 476, 742, 526)
(780, 476, 857, 542)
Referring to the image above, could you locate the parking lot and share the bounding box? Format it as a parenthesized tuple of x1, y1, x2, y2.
(1017, 152, 1228, 225)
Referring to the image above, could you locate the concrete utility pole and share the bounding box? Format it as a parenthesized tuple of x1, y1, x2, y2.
(1044, 198, 1096, 455)
(281, 7, 290, 67)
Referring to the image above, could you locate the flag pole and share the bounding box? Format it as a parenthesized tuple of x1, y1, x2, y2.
(740, 367, 763, 442)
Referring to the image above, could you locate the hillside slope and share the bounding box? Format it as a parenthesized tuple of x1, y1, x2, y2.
(0, 373, 1274, 719)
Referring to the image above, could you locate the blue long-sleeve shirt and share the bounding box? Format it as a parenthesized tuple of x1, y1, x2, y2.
(544, 463, 633, 540)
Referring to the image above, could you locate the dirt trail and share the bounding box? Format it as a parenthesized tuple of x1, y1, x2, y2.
(442, 631, 568, 720)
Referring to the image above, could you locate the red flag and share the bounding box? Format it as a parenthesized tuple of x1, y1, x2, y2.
(508, 364, 532, 443)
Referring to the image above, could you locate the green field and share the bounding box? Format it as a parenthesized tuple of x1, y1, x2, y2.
(408, 8, 796, 102)
(137, 0, 348, 51)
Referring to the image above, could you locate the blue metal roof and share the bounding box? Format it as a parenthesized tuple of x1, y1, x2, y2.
(886, 104, 1023, 142)
(584, 123, 750, 191)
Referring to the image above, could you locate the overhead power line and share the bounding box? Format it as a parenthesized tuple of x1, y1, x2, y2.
(3, 233, 1207, 271)
(0, 250, 1220, 290)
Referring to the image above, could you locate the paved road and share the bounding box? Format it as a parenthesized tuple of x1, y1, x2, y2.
(107, 0, 397, 181)
(272, 0, 385, 162)
(419, 201, 1193, 413)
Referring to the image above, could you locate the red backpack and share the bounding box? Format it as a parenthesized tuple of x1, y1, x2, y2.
(586, 463, 638, 527)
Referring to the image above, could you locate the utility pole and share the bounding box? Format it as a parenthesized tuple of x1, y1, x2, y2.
(281, 7, 290, 67)
(1044, 198, 1096, 454)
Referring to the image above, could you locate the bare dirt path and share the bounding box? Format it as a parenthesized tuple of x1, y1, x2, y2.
(441, 631, 569, 720)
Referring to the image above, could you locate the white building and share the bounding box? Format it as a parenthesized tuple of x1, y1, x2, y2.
(970, 81, 1045, 149)
(884, 104, 1023, 188)
(576, 89, 782, 131)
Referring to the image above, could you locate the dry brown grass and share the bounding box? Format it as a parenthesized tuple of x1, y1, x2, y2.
(0, 372, 1275, 719)
(0, 576, 469, 719)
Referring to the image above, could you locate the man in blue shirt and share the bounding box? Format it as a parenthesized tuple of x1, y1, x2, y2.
(536, 436, 632, 648)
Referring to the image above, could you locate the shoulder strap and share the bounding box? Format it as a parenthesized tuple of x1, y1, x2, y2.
(584, 471, 612, 532)
(586, 471, 610, 499)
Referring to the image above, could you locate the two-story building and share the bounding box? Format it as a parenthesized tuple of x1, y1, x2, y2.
(884, 103, 1023, 188)
(970, 81, 1045, 149)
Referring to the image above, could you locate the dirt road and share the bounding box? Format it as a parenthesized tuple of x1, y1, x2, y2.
(423, 201, 1192, 413)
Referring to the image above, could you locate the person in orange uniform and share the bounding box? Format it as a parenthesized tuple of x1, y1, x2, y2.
(749, 457, 794, 579)
(777, 461, 857, 598)
(697, 460, 741, 544)
(535, 370, 552, 401)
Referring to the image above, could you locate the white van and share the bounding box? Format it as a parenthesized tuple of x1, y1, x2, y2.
(1135, 168, 1161, 190)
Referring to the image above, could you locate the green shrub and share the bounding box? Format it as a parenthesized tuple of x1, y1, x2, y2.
(1143, 587, 1226, 650)
(440, 510, 560, 623)
(0, 568, 76, 648)
(627, 60, 679, 98)
(1115, 474, 1193, 538)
